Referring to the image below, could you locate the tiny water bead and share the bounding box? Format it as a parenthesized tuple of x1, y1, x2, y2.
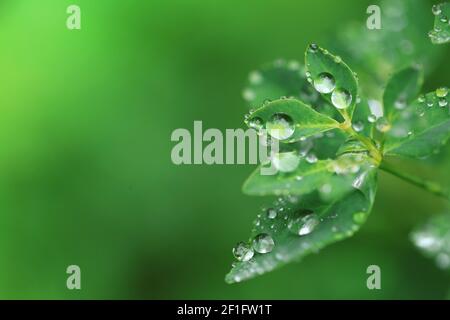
(418, 95, 426, 103)
(252, 233, 275, 253)
(436, 87, 449, 98)
(266, 113, 295, 141)
(376, 117, 391, 133)
(331, 88, 352, 109)
(271, 151, 300, 173)
(288, 212, 319, 236)
(267, 208, 277, 219)
(305, 153, 318, 164)
(313, 72, 336, 94)
(394, 97, 407, 110)
(308, 43, 319, 53)
(233, 242, 254, 261)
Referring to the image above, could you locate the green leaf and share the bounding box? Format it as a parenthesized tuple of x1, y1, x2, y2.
(243, 152, 373, 199)
(411, 212, 450, 271)
(429, 2, 450, 44)
(333, 0, 441, 94)
(242, 60, 321, 108)
(383, 90, 450, 158)
(226, 168, 378, 284)
(245, 98, 339, 143)
(350, 97, 376, 138)
(305, 44, 358, 119)
(383, 66, 424, 122)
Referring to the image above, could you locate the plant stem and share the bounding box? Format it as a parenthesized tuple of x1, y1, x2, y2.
(340, 123, 382, 165)
(380, 162, 450, 201)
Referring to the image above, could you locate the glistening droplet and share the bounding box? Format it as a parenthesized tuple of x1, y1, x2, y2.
(252, 233, 275, 253)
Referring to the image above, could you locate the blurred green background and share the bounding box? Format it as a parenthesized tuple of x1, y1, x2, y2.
(0, 0, 449, 299)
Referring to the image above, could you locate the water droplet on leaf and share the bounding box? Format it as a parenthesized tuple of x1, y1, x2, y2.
(313, 72, 336, 94)
(331, 88, 352, 109)
(266, 113, 295, 141)
(233, 242, 254, 261)
(252, 233, 275, 253)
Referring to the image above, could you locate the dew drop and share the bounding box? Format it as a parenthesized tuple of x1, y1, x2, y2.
(266, 113, 295, 141)
(418, 95, 426, 103)
(288, 212, 319, 236)
(432, 4, 442, 16)
(376, 117, 391, 133)
(334, 56, 342, 63)
(352, 121, 364, 132)
(305, 153, 318, 164)
(436, 87, 448, 98)
(439, 98, 448, 107)
(308, 43, 319, 53)
(313, 72, 336, 94)
(331, 88, 352, 109)
(271, 151, 300, 173)
(233, 242, 254, 261)
(394, 97, 407, 110)
(248, 117, 264, 131)
(367, 114, 377, 123)
(267, 208, 277, 219)
(252, 233, 275, 253)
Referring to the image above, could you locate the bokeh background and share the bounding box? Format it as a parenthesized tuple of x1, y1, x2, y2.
(0, 0, 449, 299)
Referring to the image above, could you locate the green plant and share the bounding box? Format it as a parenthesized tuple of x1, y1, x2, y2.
(226, 2, 450, 283)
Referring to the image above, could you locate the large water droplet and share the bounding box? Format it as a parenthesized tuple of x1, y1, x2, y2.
(288, 212, 319, 236)
(266, 113, 295, 141)
(248, 117, 264, 131)
(331, 88, 352, 109)
(271, 151, 300, 173)
(233, 242, 254, 261)
(252, 233, 275, 253)
(313, 72, 336, 94)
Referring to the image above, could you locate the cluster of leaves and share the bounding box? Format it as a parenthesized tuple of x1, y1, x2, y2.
(226, 2, 450, 284)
